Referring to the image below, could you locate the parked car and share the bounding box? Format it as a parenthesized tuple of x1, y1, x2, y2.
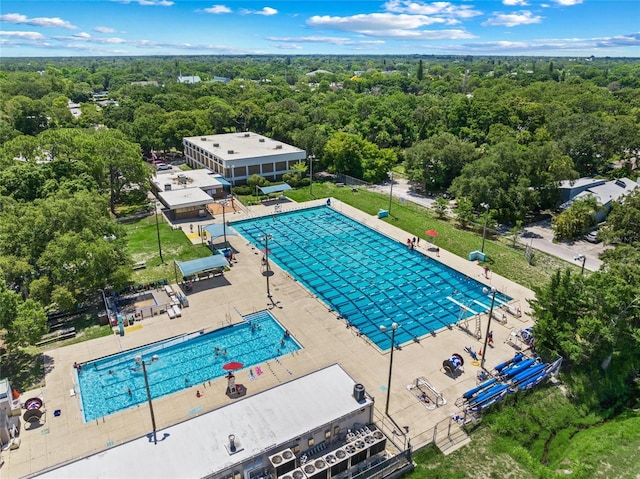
(585, 231, 600, 243)
(156, 163, 172, 171)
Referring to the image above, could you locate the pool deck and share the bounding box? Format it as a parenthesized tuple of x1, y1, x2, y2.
(4, 199, 535, 478)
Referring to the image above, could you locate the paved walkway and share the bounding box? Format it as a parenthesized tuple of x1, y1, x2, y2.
(5, 199, 535, 479)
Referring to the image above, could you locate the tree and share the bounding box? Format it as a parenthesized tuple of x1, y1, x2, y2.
(6, 299, 48, 347)
(453, 197, 475, 228)
(417, 59, 424, 81)
(552, 196, 599, 240)
(431, 197, 449, 219)
(603, 189, 640, 244)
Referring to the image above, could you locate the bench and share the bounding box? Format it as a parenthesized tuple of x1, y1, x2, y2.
(132, 261, 146, 270)
(37, 327, 77, 346)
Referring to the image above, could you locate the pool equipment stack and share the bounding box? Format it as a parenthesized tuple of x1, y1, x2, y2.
(442, 353, 464, 375)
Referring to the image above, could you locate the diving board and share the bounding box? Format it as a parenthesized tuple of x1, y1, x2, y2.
(447, 296, 479, 315)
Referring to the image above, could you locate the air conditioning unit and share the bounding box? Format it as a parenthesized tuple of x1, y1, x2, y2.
(201, 137, 207, 141)
(227, 149, 234, 154)
(368, 430, 387, 456)
(324, 448, 350, 477)
(350, 439, 368, 466)
(275, 144, 283, 149)
(213, 143, 220, 147)
(289, 467, 306, 479)
(270, 448, 296, 477)
(304, 458, 328, 479)
(244, 133, 250, 137)
(259, 138, 265, 142)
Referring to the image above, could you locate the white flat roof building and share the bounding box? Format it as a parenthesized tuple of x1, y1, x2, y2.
(183, 132, 306, 186)
(32, 364, 376, 479)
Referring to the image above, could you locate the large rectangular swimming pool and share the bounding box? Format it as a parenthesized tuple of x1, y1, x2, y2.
(233, 206, 510, 350)
(77, 310, 299, 422)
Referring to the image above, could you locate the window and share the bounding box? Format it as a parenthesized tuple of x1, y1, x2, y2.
(325, 429, 331, 440)
(333, 425, 340, 437)
(308, 437, 315, 448)
(292, 444, 301, 454)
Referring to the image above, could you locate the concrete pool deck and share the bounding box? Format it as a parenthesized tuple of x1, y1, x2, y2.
(4, 199, 536, 478)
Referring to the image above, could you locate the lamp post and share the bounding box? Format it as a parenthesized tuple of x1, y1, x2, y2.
(308, 155, 316, 197)
(574, 254, 586, 275)
(481, 287, 497, 371)
(379, 322, 399, 416)
(222, 195, 229, 248)
(388, 172, 394, 216)
(480, 202, 489, 253)
(136, 355, 159, 443)
(259, 234, 273, 299)
(154, 201, 164, 263)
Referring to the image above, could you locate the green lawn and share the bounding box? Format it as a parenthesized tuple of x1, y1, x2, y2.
(122, 215, 213, 285)
(286, 182, 576, 290)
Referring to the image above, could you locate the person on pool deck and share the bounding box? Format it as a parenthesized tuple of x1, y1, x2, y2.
(196, 390, 203, 398)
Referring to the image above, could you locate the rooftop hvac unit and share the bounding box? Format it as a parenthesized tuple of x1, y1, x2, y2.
(275, 144, 283, 149)
(350, 439, 368, 466)
(227, 150, 234, 154)
(244, 133, 250, 137)
(213, 143, 220, 147)
(288, 467, 306, 479)
(343, 443, 357, 468)
(259, 138, 265, 142)
(270, 448, 296, 477)
(304, 458, 328, 479)
(368, 430, 387, 456)
(201, 137, 207, 141)
(325, 448, 349, 477)
(164, 184, 171, 191)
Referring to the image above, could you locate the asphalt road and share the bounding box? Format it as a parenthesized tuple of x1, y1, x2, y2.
(377, 178, 605, 272)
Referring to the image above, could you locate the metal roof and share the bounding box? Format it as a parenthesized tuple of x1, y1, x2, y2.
(175, 255, 229, 277)
(33, 364, 370, 479)
(258, 184, 292, 195)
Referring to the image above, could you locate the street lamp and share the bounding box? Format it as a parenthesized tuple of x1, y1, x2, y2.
(481, 287, 497, 371)
(154, 201, 164, 263)
(574, 254, 586, 275)
(308, 155, 316, 197)
(135, 354, 159, 443)
(259, 234, 273, 300)
(379, 322, 399, 416)
(480, 202, 489, 254)
(388, 172, 394, 216)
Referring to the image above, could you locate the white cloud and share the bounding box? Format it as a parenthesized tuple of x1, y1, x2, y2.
(503, 0, 528, 5)
(204, 5, 232, 14)
(383, 0, 481, 19)
(308, 13, 446, 32)
(0, 30, 46, 40)
(267, 36, 385, 46)
(73, 32, 92, 40)
(275, 44, 302, 50)
(482, 11, 543, 27)
(551, 0, 583, 5)
(94, 26, 116, 33)
(111, 0, 174, 6)
(0, 13, 76, 29)
(240, 7, 278, 16)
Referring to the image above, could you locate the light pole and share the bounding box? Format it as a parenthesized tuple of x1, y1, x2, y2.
(481, 287, 497, 371)
(380, 322, 399, 416)
(136, 354, 159, 443)
(154, 202, 164, 263)
(308, 155, 316, 197)
(574, 254, 586, 275)
(259, 234, 273, 300)
(480, 202, 489, 253)
(388, 172, 394, 216)
(222, 195, 229, 248)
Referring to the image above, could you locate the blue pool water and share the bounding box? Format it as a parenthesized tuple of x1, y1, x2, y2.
(77, 311, 299, 422)
(233, 206, 510, 350)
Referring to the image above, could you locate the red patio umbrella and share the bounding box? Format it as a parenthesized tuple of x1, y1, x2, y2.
(425, 230, 438, 237)
(223, 361, 244, 371)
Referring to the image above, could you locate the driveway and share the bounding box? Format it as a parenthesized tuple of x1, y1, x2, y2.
(379, 178, 606, 272)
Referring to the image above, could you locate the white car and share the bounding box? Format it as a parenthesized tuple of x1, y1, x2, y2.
(585, 231, 600, 243)
(156, 163, 172, 170)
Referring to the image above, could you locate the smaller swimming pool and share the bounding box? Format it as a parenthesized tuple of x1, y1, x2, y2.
(77, 310, 300, 422)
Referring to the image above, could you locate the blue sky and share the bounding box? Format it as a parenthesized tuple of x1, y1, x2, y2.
(1, 0, 639, 57)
